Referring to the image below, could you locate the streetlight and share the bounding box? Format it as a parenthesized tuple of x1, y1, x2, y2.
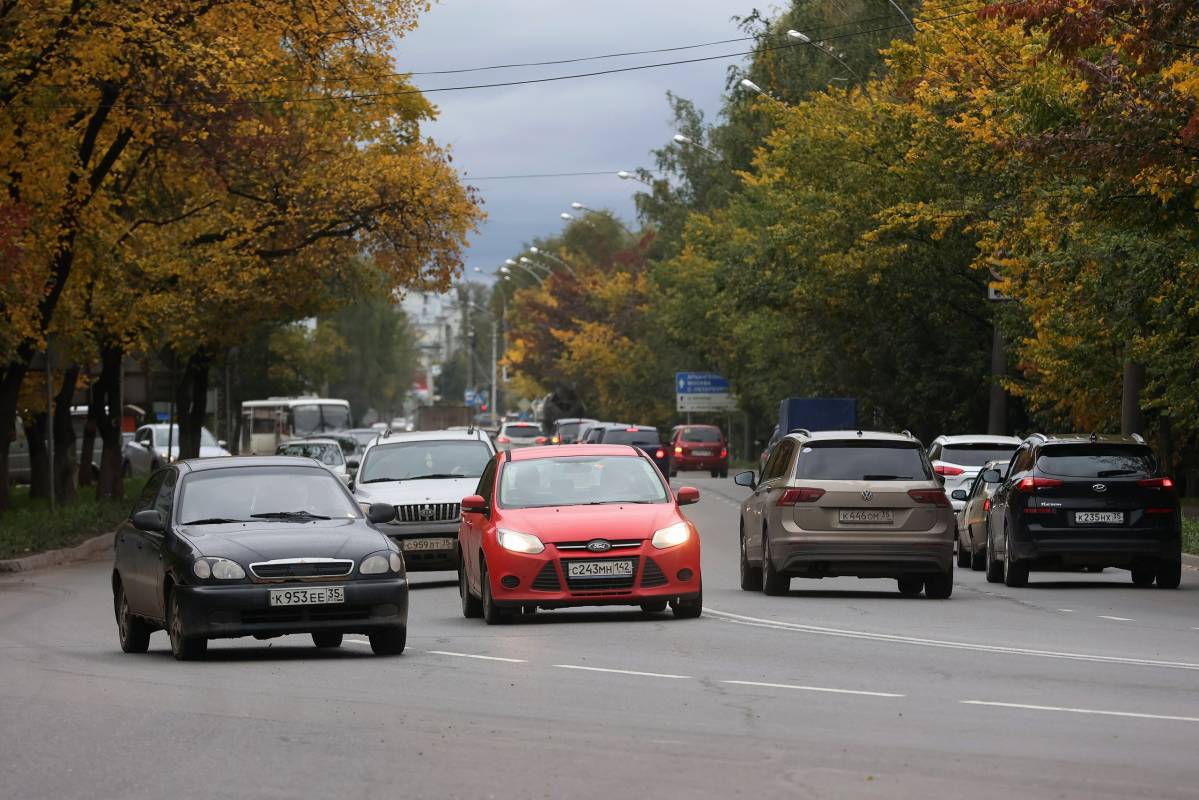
(672, 132, 722, 159)
(787, 29, 859, 80)
(529, 246, 577, 277)
(501, 262, 545, 283)
(518, 256, 550, 275)
(617, 170, 653, 186)
(740, 78, 764, 95)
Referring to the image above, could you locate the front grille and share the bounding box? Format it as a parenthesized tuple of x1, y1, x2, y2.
(239, 605, 372, 625)
(394, 502, 460, 523)
(640, 557, 668, 588)
(555, 539, 642, 551)
(531, 562, 561, 591)
(249, 559, 353, 580)
(563, 556, 640, 592)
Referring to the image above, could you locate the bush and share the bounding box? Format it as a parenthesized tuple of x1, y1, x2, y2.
(0, 478, 143, 560)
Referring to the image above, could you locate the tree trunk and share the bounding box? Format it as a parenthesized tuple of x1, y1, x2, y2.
(79, 389, 98, 487)
(0, 357, 32, 511)
(1121, 359, 1146, 437)
(94, 346, 126, 500)
(987, 324, 1007, 435)
(53, 364, 81, 504)
(24, 412, 50, 500)
(174, 350, 212, 460)
(1157, 415, 1174, 478)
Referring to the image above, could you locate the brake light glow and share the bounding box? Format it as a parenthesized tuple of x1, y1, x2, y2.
(551, 436, 560, 444)
(534, 436, 548, 444)
(655, 449, 665, 459)
(626, 427, 640, 432)
(907, 489, 950, 507)
(934, 464, 964, 477)
(720, 447, 728, 458)
(1146, 507, 1175, 515)
(674, 446, 683, 455)
(1138, 477, 1175, 490)
(983, 499, 991, 513)
(777, 487, 825, 505)
(1017, 477, 1063, 492)
(496, 436, 510, 444)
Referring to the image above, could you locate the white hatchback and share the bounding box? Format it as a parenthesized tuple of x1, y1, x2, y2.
(927, 435, 1021, 514)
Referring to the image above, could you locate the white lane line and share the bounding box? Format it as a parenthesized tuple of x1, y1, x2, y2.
(722, 680, 903, 698)
(345, 638, 371, 647)
(553, 664, 691, 679)
(428, 650, 528, 663)
(704, 607, 1199, 671)
(962, 700, 1199, 724)
(1057, 609, 1075, 613)
(1098, 615, 1134, 622)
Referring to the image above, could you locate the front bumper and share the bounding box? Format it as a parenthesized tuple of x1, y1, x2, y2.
(174, 578, 408, 639)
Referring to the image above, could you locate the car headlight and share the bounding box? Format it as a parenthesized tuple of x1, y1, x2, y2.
(193, 558, 245, 580)
(496, 528, 545, 554)
(192, 559, 212, 579)
(651, 521, 692, 549)
(361, 551, 404, 575)
(389, 552, 404, 573)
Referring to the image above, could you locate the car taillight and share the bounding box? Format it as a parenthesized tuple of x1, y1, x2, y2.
(655, 449, 665, 459)
(720, 446, 728, 458)
(535, 436, 548, 444)
(1146, 507, 1175, 515)
(777, 487, 825, 505)
(908, 489, 950, 507)
(496, 436, 510, 443)
(1016, 477, 1063, 492)
(674, 446, 683, 455)
(934, 464, 964, 477)
(983, 498, 991, 513)
(1138, 477, 1175, 490)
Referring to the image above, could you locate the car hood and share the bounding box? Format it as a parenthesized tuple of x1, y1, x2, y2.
(355, 477, 479, 506)
(179, 518, 389, 562)
(498, 503, 682, 542)
(160, 445, 230, 459)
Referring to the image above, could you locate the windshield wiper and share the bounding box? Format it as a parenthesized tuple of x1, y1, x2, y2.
(404, 473, 469, 480)
(862, 474, 913, 481)
(250, 510, 332, 521)
(361, 477, 404, 484)
(182, 517, 246, 525)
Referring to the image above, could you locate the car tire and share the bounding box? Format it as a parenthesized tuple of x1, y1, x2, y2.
(459, 555, 483, 618)
(640, 600, 668, 613)
(312, 632, 343, 648)
(710, 469, 719, 478)
(925, 571, 953, 599)
(956, 536, 971, 568)
(1130, 564, 1156, 586)
(719, 469, 728, 479)
(1156, 559, 1182, 589)
(369, 626, 406, 656)
(481, 561, 510, 625)
(970, 547, 986, 572)
(167, 590, 207, 661)
(114, 581, 150, 654)
(1003, 531, 1029, 588)
(897, 576, 924, 595)
(669, 469, 678, 478)
(671, 583, 702, 619)
(760, 535, 789, 596)
(985, 533, 1004, 583)
(739, 529, 763, 591)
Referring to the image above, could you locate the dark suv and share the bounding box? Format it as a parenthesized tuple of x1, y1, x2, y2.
(984, 434, 1181, 588)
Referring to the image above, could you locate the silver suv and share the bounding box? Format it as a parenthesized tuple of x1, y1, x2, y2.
(735, 430, 956, 598)
(927, 434, 1021, 514)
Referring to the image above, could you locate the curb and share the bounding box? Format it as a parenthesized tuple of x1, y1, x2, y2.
(0, 531, 114, 574)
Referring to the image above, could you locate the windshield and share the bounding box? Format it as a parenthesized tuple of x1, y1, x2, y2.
(680, 427, 722, 443)
(279, 442, 344, 466)
(499, 455, 669, 509)
(359, 440, 492, 482)
(795, 441, 932, 481)
(154, 426, 218, 448)
(177, 466, 357, 524)
(941, 444, 1018, 467)
(291, 403, 351, 436)
(602, 428, 661, 446)
(1037, 444, 1156, 478)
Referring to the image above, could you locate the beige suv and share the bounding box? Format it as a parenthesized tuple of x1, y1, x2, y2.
(734, 430, 955, 598)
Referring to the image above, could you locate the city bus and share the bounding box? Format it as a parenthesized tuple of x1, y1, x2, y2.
(240, 397, 352, 455)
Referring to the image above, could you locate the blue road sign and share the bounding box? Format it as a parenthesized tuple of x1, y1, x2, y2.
(676, 372, 731, 394)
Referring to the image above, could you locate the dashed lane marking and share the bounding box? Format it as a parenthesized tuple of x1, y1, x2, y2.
(553, 664, 691, 679)
(428, 650, 528, 663)
(722, 680, 903, 698)
(1057, 609, 1075, 613)
(1098, 615, 1134, 622)
(345, 638, 371, 647)
(704, 607, 1199, 671)
(962, 700, 1199, 724)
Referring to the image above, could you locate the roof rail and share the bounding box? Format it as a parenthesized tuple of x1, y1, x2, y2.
(1130, 432, 1145, 443)
(788, 427, 811, 437)
(900, 429, 914, 439)
(1025, 432, 1048, 443)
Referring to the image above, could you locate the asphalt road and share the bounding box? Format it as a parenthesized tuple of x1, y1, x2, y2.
(3, 474, 1198, 799)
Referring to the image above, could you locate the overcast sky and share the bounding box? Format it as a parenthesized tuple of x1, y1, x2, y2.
(393, 1, 774, 282)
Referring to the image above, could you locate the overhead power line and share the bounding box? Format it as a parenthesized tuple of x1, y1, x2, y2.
(461, 170, 656, 181)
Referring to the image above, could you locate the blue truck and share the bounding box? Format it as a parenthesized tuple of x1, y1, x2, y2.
(760, 397, 858, 468)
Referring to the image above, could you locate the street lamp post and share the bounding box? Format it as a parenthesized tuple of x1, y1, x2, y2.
(672, 132, 722, 160)
(529, 246, 577, 277)
(786, 29, 860, 80)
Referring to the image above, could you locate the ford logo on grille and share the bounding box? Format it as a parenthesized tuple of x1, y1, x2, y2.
(586, 539, 612, 552)
(1092, 484, 1107, 493)
(418, 504, 435, 519)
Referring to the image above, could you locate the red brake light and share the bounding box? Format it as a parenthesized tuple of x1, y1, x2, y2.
(1138, 477, 1175, 490)
(777, 487, 825, 506)
(674, 446, 683, 455)
(625, 427, 639, 432)
(534, 436, 548, 444)
(655, 449, 665, 459)
(1017, 477, 1063, 492)
(1023, 506, 1055, 515)
(908, 488, 950, 507)
(934, 464, 964, 477)
(720, 447, 728, 458)
(496, 436, 510, 444)
(983, 498, 991, 513)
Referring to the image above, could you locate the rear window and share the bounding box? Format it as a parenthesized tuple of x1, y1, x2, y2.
(603, 429, 661, 446)
(941, 444, 1018, 467)
(502, 424, 540, 435)
(554, 422, 587, 442)
(1036, 445, 1156, 478)
(795, 441, 932, 481)
(680, 427, 722, 443)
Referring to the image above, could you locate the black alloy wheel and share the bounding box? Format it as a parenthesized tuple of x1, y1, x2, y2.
(312, 632, 343, 648)
(1002, 529, 1029, 588)
(459, 555, 482, 618)
(481, 561, 510, 625)
(369, 626, 406, 656)
(114, 581, 150, 653)
(671, 582, 702, 619)
(925, 571, 953, 599)
(710, 469, 719, 478)
(739, 528, 763, 591)
(167, 590, 207, 661)
(897, 576, 924, 596)
(760, 534, 789, 596)
(985, 530, 1004, 583)
(719, 469, 728, 479)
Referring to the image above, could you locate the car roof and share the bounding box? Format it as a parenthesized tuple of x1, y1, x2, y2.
(1027, 433, 1149, 446)
(554, 417, 596, 425)
(369, 428, 491, 443)
(507, 443, 642, 461)
(281, 437, 339, 445)
(787, 429, 921, 444)
(931, 434, 1023, 445)
(177, 455, 325, 473)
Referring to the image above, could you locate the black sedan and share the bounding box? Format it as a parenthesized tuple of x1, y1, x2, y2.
(112, 456, 407, 660)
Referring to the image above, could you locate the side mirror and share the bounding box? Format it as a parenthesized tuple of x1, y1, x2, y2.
(132, 509, 165, 532)
(461, 494, 488, 515)
(346, 459, 360, 471)
(217, 440, 227, 449)
(935, 474, 945, 486)
(366, 503, 396, 524)
(951, 489, 968, 501)
(733, 470, 757, 489)
(676, 486, 700, 506)
(980, 469, 1001, 483)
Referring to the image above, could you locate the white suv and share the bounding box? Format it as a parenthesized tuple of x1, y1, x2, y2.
(927, 434, 1021, 514)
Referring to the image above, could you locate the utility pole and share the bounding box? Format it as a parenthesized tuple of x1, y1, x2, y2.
(45, 342, 55, 511)
(987, 325, 1007, 435)
(491, 318, 499, 426)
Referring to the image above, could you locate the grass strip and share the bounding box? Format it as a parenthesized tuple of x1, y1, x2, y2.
(0, 478, 144, 560)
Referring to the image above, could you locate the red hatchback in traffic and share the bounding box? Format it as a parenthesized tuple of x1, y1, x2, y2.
(457, 444, 703, 623)
(671, 425, 728, 478)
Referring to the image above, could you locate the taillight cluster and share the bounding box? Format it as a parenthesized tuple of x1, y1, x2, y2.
(1016, 477, 1063, 492)
(933, 464, 964, 477)
(655, 449, 665, 459)
(720, 446, 728, 458)
(496, 436, 511, 444)
(1138, 477, 1175, 490)
(534, 436, 548, 445)
(777, 487, 825, 506)
(907, 488, 950, 507)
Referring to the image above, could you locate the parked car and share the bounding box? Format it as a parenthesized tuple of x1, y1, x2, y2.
(276, 437, 352, 484)
(111, 455, 407, 659)
(670, 424, 728, 478)
(549, 417, 598, 444)
(589, 424, 671, 477)
(351, 429, 496, 571)
(457, 443, 703, 622)
(123, 424, 230, 476)
(927, 434, 1021, 515)
(495, 421, 545, 450)
(735, 430, 955, 598)
(952, 459, 1009, 571)
(984, 433, 1181, 588)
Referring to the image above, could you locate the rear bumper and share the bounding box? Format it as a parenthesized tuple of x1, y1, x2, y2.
(673, 456, 728, 471)
(174, 579, 408, 639)
(772, 534, 954, 578)
(1011, 530, 1181, 566)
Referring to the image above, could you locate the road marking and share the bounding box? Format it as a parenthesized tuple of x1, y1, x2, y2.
(428, 650, 528, 663)
(704, 607, 1199, 671)
(1098, 615, 1133, 622)
(553, 664, 691, 679)
(962, 700, 1199, 724)
(722, 680, 903, 698)
(344, 638, 371, 647)
(1057, 609, 1074, 613)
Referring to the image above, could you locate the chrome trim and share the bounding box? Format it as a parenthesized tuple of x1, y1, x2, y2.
(249, 557, 354, 582)
(555, 541, 641, 551)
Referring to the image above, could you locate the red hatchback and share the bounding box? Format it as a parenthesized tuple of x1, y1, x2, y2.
(671, 425, 728, 478)
(457, 444, 703, 623)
